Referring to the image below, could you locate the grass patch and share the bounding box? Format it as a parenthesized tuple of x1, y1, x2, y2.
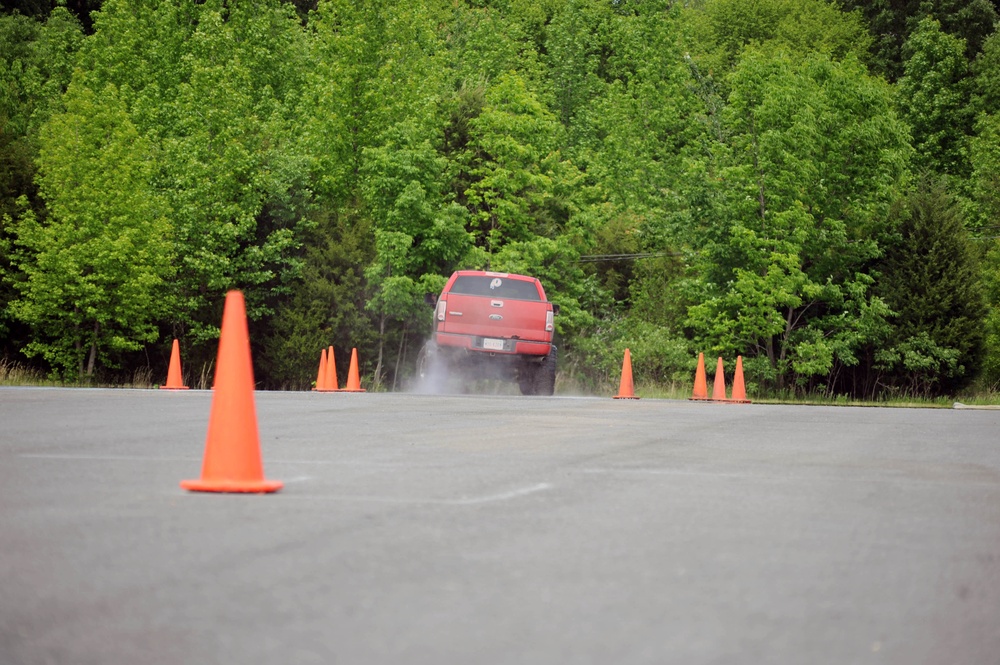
(751, 394, 956, 409)
(120, 366, 156, 389)
(0, 356, 161, 389)
(0, 357, 59, 387)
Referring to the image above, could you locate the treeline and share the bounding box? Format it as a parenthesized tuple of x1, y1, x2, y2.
(1, 0, 999, 397)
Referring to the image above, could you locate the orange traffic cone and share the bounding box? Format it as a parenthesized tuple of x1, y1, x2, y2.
(318, 346, 341, 392)
(342, 348, 366, 392)
(712, 357, 727, 401)
(312, 348, 328, 391)
(614, 348, 639, 399)
(180, 291, 282, 494)
(690, 352, 708, 400)
(730, 355, 751, 404)
(160, 339, 189, 390)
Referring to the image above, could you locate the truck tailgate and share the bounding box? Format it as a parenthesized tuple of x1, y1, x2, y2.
(440, 293, 551, 342)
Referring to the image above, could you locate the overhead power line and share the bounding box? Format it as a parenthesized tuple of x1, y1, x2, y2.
(575, 252, 681, 263)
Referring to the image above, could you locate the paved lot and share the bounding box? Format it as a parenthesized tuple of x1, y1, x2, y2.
(1, 388, 999, 664)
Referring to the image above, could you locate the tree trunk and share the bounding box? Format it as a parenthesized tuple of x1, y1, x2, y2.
(373, 312, 385, 391)
(85, 321, 99, 377)
(779, 306, 794, 363)
(392, 322, 407, 392)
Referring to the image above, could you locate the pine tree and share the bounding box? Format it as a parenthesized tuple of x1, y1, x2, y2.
(875, 178, 986, 396)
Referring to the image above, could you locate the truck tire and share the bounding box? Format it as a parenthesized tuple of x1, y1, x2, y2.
(518, 346, 557, 396)
(517, 363, 537, 395)
(416, 341, 448, 393)
(535, 345, 557, 396)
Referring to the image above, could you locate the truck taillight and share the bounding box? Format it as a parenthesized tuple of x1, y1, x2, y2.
(545, 309, 554, 332)
(436, 299, 447, 322)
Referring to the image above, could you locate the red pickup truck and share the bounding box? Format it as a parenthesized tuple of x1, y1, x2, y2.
(417, 270, 558, 395)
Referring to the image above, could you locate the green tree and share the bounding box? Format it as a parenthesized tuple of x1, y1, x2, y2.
(590, 2, 697, 220)
(690, 0, 871, 75)
(897, 17, 974, 178)
(298, 0, 443, 203)
(968, 30, 1000, 389)
(8, 82, 174, 378)
(454, 71, 592, 340)
(968, 30, 1000, 231)
(361, 133, 472, 387)
(460, 72, 575, 262)
(874, 179, 985, 397)
(978, 238, 1000, 390)
(685, 50, 910, 392)
(3, 1, 103, 33)
(74, 0, 310, 352)
(580, 1, 697, 332)
(443, 0, 548, 90)
(972, 28, 1000, 114)
(0, 8, 83, 352)
(261, 208, 375, 389)
(267, 0, 460, 389)
(0, 8, 83, 218)
(833, 0, 997, 80)
(545, 0, 609, 149)
(156, 1, 309, 343)
(968, 113, 1000, 234)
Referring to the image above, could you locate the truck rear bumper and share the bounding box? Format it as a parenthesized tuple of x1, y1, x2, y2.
(434, 332, 552, 357)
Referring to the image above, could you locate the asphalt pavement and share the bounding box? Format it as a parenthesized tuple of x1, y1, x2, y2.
(1, 388, 999, 664)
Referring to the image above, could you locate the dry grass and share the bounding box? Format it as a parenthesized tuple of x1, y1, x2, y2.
(194, 362, 214, 390)
(121, 366, 155, 389)
(1, 356, 159, 389)
(0, 357, 54, 386)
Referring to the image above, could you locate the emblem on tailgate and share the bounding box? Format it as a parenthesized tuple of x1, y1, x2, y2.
(489, 314, 503, 320)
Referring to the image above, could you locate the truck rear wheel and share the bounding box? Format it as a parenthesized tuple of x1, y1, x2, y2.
(535, 345, 557, 396)
(518, 346, 557, 396)
(416, 341, 448, 393)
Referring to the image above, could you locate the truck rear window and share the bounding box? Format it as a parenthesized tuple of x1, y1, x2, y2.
(448, 275, 542, 301)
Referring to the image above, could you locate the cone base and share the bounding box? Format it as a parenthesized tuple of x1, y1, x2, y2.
(689, 397, 710, 401)
(180, 478, 283, 493)
(727, 399, 752, 404)
(340, 388, 366, 393)
(160, 386, 190, 390)
(613, 395, 639, 400)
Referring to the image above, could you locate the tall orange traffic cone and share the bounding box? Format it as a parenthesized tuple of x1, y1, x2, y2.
(312, 348, 328, 391)
(180, 291, 282, 494)
(712, 357, 727, 401)
(318, 346, 341, 392)
(160, 339, 189, 390)
(690, 353, 708, 400)
(730, 355, 751, 404)
(342, 348, 366, 392)
(614, 348, 639, 399)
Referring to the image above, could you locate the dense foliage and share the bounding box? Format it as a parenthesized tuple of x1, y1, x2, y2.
(1, 0, 998, 397)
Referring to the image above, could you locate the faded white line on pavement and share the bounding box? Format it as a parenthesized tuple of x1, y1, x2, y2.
(449, 482, 552, 505)
(270, 482, 553, 506)
(283, 475, 313, 484)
